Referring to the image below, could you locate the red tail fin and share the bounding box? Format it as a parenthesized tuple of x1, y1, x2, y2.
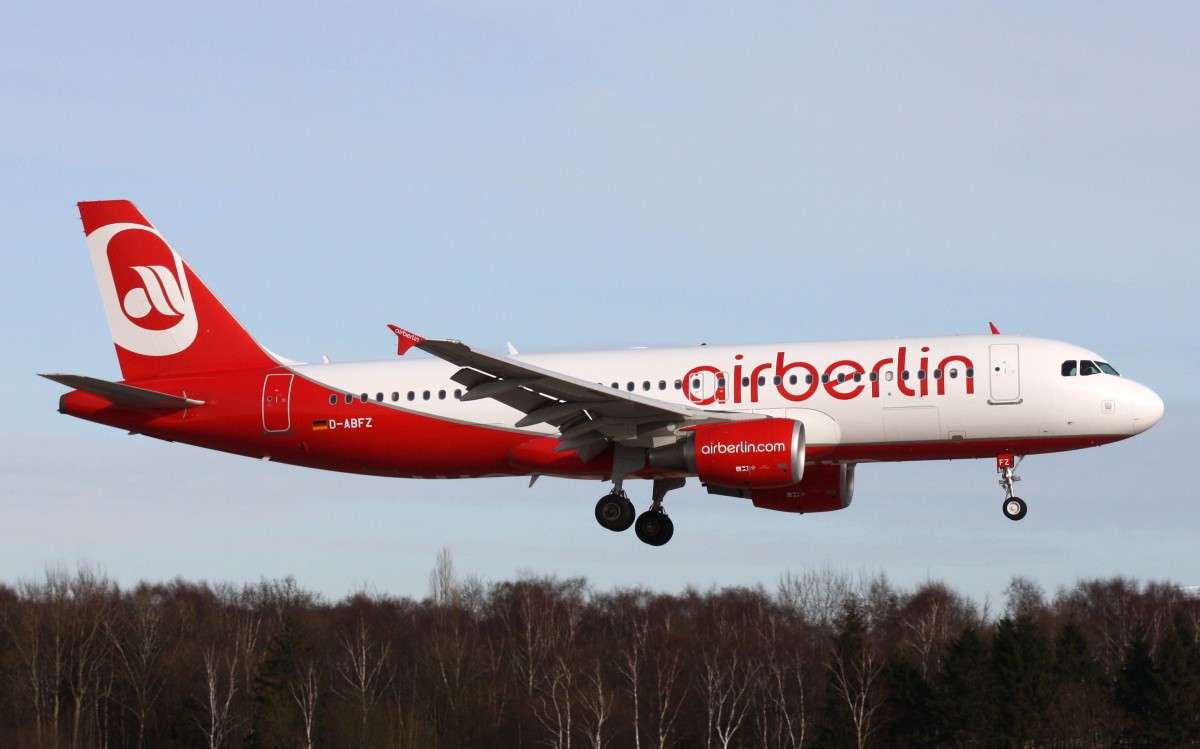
(79, 200, 277, 381)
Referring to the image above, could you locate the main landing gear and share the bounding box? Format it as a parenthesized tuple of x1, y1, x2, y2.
(595, 477, 685, 546)
(997, 453, 1028, 521)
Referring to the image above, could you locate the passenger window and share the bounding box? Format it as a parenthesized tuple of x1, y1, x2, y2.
(659, 380, 667, 390)
(742, 377, 750, 387)
(344, 393, 352, 404)
(1061, 361, 1078, 377)
(329, 394, 337, 405)
(611, 382, 618, 389)
(869, 372, 878, 383)
(438, 390, 446, 400)
(806, 374, 814, 385)
(422, 391, 431, 400)
(360, 393, 368, 402)
(626, 382, 635, 391)
(455, 389, 463, 399)
(773, 376, 782, 385)
(901, 371, 909, 381)
(407, 392, 415, 401)
(966, 368, 974, 378)
(376, 392, 384, 402)
(837, 373, 846, 383)
(821, 374, 830, 384)
(789, 375, 798, 385)
(885, 371, 894, 382)
(949, 368, 958, 379)
(933, 369, 942, 380)
(853, 372, 862, 383)
(391, 392, 399, 402)
(757, 376, 766, 386)
(642, 381, 650, 391)
(917, 370, 926, 381)
(692, 378, 700, 390)
(674, 379, 682, 390)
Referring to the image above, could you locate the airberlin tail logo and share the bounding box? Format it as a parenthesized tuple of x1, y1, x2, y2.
(87, 222, 198, 356)
(122, 265, 188, 322)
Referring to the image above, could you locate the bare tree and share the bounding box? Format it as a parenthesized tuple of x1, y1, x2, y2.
(777, 565, 857, 634)
(755, 606, 809, 749)
(7, 570, 70, 748)
(532, 652, 577, 749)
(106, 586, 167, 749)
(697, 607, 760, 749)
(645, 614, 685, 749)
(578, 658, 613, 749)
(196, 603, 260, 749)
(289, 658, 322, 749)
(827, 602, 885, 749)
(333, 614, 396, 744)
(200, 644, 239, 749)
(429, 546, 460, 608)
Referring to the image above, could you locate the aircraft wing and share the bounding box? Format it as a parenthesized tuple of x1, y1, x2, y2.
(389, 326, 752, 460)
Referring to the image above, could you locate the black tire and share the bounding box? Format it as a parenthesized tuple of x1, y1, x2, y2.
(595, 494, 635, 532)
(1003, 496, 1028, 521)
(634, 510, 674, 546)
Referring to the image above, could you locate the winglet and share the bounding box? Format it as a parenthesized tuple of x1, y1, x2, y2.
(989, 322, 1001, 335)
(388, 325, 425, 355)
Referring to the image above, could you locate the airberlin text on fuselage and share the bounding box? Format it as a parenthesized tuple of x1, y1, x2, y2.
(682, 346, 976, 406)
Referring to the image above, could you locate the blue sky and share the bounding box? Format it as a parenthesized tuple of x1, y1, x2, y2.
(3, 3, 1197, 604)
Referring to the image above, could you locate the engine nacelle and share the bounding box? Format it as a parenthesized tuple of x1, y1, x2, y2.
(738, 463, 855, 513)
(649, 419, 805, 489)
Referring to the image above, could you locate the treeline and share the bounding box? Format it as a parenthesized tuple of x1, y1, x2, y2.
(1, 558, 1198, 749)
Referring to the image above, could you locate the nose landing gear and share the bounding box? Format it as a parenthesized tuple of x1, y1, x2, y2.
(997, 454, 1027, 521)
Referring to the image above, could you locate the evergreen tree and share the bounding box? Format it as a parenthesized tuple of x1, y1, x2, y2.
(246, 618, 307, 749)
(1151, 611, 1200, 746)
(991, 615, 1053, 747)
(1115, 627, 1160, 748)
(1046, 618, 1115, 745)
(931, 626, 996, 748)
(881, 656, 935, 749)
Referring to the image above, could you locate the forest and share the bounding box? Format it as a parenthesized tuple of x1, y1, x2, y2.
(0, 556, 1197, 749)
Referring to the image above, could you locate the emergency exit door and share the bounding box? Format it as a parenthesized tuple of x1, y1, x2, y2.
(262, 373, 294, 433)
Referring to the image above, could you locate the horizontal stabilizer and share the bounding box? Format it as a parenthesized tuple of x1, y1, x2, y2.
(39, 373, 205, 410)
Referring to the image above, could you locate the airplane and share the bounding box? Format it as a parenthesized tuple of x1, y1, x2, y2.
(43, 200, 1165, 546)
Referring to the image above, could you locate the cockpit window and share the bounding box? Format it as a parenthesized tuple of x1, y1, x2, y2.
(1080, 360, 1102, 376)
(1097, 361, 1119, 376)
(1061, 360, 1078, 376)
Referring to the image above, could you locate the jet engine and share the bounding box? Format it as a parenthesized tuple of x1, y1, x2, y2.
(707, 462, 855, 513)
(649, 418, 805, 488)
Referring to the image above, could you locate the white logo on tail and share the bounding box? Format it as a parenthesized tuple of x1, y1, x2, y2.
(87, 223, 198, 357)
(123, 265, 187, 319)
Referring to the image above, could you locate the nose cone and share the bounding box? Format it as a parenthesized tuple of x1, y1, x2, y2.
(1130, 382, 1165, 435)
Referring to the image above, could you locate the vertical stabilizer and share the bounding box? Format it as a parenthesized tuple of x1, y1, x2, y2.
(79, 200, 277, 381)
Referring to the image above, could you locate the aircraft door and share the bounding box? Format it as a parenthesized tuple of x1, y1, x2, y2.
(263, 373, 294, 433)
(988, 344, 1021, 403)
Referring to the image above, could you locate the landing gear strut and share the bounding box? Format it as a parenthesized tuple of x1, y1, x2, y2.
(997, 454, 1027, 521)
(594, 477, 684, 545)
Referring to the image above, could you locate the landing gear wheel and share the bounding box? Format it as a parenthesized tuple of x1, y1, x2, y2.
(1003, 496, 1028, 521)
(595, 493, 636, 532)
(634, 510, 674, 546)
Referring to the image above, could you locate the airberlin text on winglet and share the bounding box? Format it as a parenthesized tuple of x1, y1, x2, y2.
(682, 346, 976, 405)
(389, 325, 425, 356)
